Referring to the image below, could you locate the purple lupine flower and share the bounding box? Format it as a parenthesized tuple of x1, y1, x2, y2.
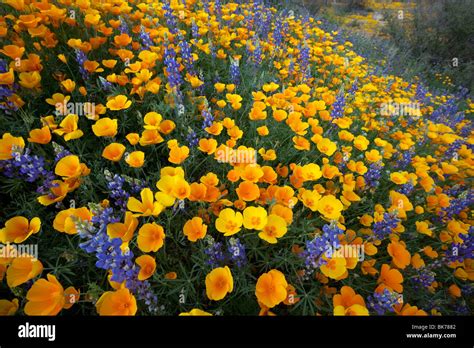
(106, 173, 130, 211)
(75, 205, 158, 313)
(204, 237, 226, 267)
(0, 146, 57, 196)
(208, 39, 216, 59)
(460, 284, 474, 296)
(460, 122, 473, 137)
(118, 17, 130, 35)
(139, 26, 154, 50)
(398, 182, 414, 195)
(395, 150, 414, 169)
(178, 34, 195, 74)
(299, 43, 310, 82)
(0, 59, 7, 72)
(367, 288, 399, 315)
(300, 222, 343, 275)
(444, 139, 463, 161)
(441, 190, 474, 220)
(454, 86, 469, 99)
(258, 8, 272, 39)
(411, 268, 436, 290)
(364, 162, 383, 188)
(52, 142, 72, 162)
(273, 17, 283, 48)
(202, 108, 214, 130)
(0, 85, 14, 99)
(214, 0, 222, 18)
(105, 170, 146, 211)
(163, 1, 179, 35)
(0, 58, 20, 112)
(348, 79, 358, 95)
(450, 303, 470, 315)
(430, 97, 462, 128)
(186, 130, 199, 147)
(75, 49, 89, 80)
(98, 76, 113, 91)
(415, 83, 429, 104)
(372, 212, 400, 240)
(77, 206, 120, 255)
(0, 147, 48, 183)
(250, 39, 262, 67)
(126, 268, 159, 313)
(163, 45, 182, 90)
(252, 0, 263, 26)
(227, 238, 247, 267)
(331, 93, 345, 119)
(445, 226, 473, 263)
(191, 18, 199, 39)
(171, 199, 185, 214)
(229, 58, 240, 85)
(36, 170, 56, 195)
(283, 19, 289, 37)
(202, 0, 210, 15)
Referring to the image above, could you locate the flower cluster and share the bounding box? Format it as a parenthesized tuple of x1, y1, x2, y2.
(367, 289, 399, 315)
(300, 223, 343, 273)
(0, 0, 472, 317)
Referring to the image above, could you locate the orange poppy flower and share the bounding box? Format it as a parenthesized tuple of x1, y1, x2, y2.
(332, 286, 368, 316)
(55, 155, 85, 179)
(198, 138, 218, 155)
(24, 274, 77, 316)
(377, 264, 403, 293)
(137, 223, 165, 252)
(179, 309, 212, 316)
(125, 151, 145, 168)
(205, 266, 233, 301)
(135, 255, 156, 281)
(106, 95, 131, 111)
(183, 217, 208, 242)
(387, 240, 411, 269)
(320, 255, 347, 279)
(92, 118, 118, 137)
(0, 298, 19, 315)
(53, 207, 92, 235)
(0, 216, 41, 243)
(18, 71, 41, 89)
(0, 45, 25, 59)
(6, 257, 43, 288)
(259, 214, 287, 244)
(215, 208, 243, 236)
(102, 143, 126, 162)
(0, 133, 25, 160)
(0, 68, 15, 85)
(236, 181, 260, 201)
(37, 180, 69, 206)
(107, 212, 138, 243)
(53, 114, 84, 141)
(395, 303, 427, 316)
(127, 188, 163, 217)
(96, 288, 137, 316)
(28, 126, 51, 144)
(255, 269, 288, 308)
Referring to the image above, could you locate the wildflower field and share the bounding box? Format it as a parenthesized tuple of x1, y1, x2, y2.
(0, 0, 472, 317)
